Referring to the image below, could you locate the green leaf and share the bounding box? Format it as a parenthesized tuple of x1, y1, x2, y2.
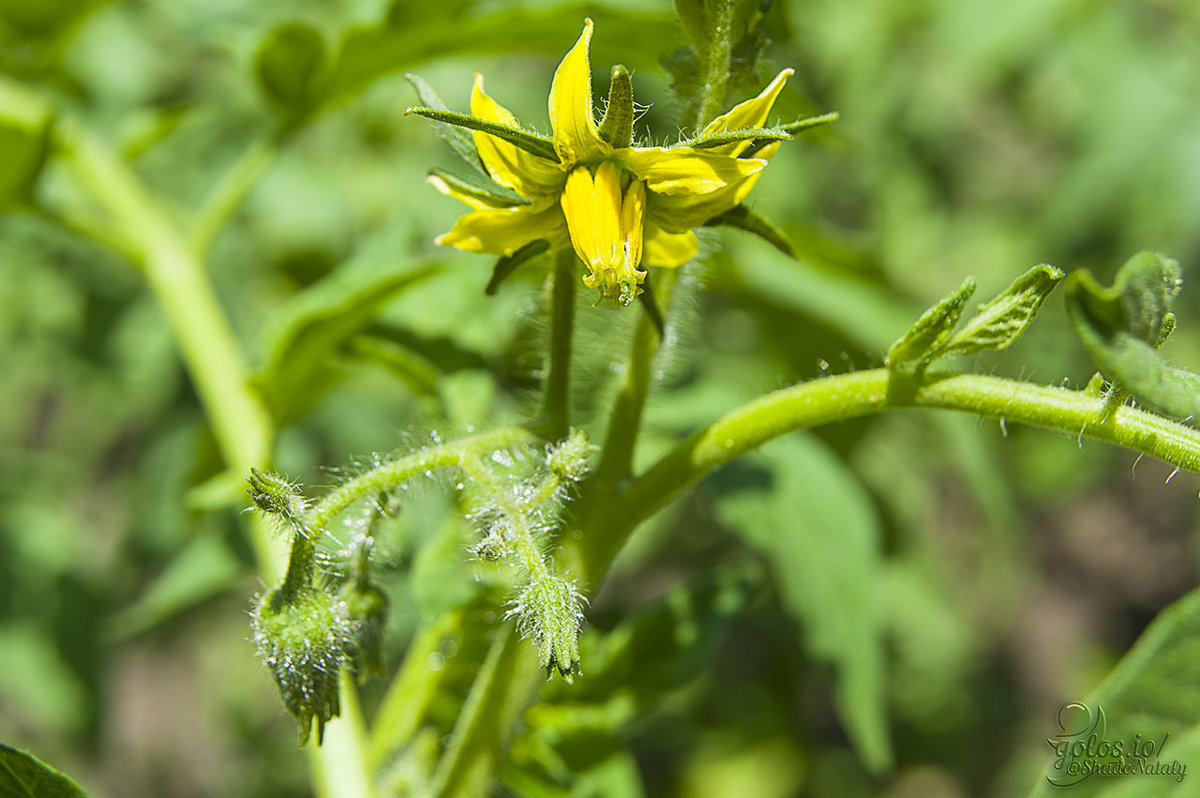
(106, 531, 243, 639)
(1026, 585, 1200, 797)
(252, 227, 441, 423)
(566, 563, 759, 712)
(886, 276, 977, 371)
(943, 264, 1064, 355)
(713, 435, 892, 772)
(1065, 252, 1198, 418)
(0, 744, 89, 797)
(704, 204, 795, 258)
(0, 0, 90, 37)
(255, 23, 328, 113)
(405, 107, 559, 163)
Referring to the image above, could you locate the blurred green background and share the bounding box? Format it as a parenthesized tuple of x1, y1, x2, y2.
(2, 0, 1200, 796)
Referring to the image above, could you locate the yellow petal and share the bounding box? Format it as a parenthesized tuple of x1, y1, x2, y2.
(701, 68, 793, 157)
(470, 74, 564, 197)
(645, 141, 781, 233)
(436, 203, 564, 256)
(643, 221, 699, 267)
(548, 19, 612, 165)
(619, 146, 765, 196)
(560, 161, 646, 304)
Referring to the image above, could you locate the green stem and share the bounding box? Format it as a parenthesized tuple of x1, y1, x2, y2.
(309, 671, 376, 798)
(428, 624, 541, 798)
(368, 608, 463, 768)
(305, 427, 537, 531)
(542, 249, 577, 440)
(56, 117, 279, 571)
(580, 369, 1200, 582)
(597, 267, 680, 486)
(461, 453, 551, 581)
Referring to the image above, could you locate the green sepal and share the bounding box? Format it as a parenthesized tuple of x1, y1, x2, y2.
(598, 65, 634, 149)
(255, 23, 328, 115)
(486, 239, 551, 295)
(405, 73, 488, 177)
(1066, 252, 1199, 419)
(887, 277, 977, 372)
(427, 167, 527, 208)
(743, 112, 840, 157)
(679, 125, 794, 150)
(943, 264, 1065, 355)
(405, 106, 559, 162)
(704, 204, 795, 257)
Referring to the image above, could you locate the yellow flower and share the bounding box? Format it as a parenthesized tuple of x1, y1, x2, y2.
(422, 19, 802, 306)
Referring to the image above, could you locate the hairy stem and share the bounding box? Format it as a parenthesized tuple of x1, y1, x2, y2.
(461, 454, 551, 581)
(542, 249, 577, 440)
(597, 267, 680, 487)
(579, 369, 1200, 582)
(694, 0, 735, 129)
(305, 427, 538, 531)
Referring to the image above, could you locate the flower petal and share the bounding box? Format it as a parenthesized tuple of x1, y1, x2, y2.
(548, 19, 612, 165)
(619, 146, 765, 196)
(645, 141, 781, 232)
(470, 74, 563, 197)
(436, 202, 564, 256)
(643, 221, 699, 267)
(701, 68, 794, 156)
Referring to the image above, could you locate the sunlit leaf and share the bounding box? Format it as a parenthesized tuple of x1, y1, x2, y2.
(944, 264, 1064, 355)
(886, 276, 976, 371)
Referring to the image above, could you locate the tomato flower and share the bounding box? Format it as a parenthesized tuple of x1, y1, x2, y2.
(414, 19, 821, 305)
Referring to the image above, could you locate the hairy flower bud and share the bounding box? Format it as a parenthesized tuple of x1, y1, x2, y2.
(508, 573, 585, 682)
(247, 469, 311, 533)
(251, 586, 349, 744)
(546, 429, 592, 483)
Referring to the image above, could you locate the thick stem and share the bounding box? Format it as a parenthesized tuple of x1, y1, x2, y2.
(579, 369, 1200, 584)
(541, 249, 577, 440)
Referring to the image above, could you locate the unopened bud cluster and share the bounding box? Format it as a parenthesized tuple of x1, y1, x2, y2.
(462, 430, 593, 680)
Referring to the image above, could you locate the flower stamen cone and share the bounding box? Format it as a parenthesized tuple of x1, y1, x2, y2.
(562, 161, 647, 305)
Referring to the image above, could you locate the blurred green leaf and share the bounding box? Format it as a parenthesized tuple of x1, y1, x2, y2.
(945, 264, 1064, 355)
(0, 0, 89, 37)
(252, 229, 442, 423)
(1065, 252, 1199, 418)
(887, 276, 976, 372)
(106, 530, 243, 640)
(255, 23, 328, 115)
(328, 5, 678, 108)
(1027, 584, 1200, 797)
(0, 743, 89, 797)
(713, 435, 891, 772)
(567, 563, 759, 711)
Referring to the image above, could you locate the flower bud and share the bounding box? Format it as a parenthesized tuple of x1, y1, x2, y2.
(546, 429, 592, 483)
(251, 586, 349, 744)
(246, 469, 310, 532)
(508, 573, 585, 682)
